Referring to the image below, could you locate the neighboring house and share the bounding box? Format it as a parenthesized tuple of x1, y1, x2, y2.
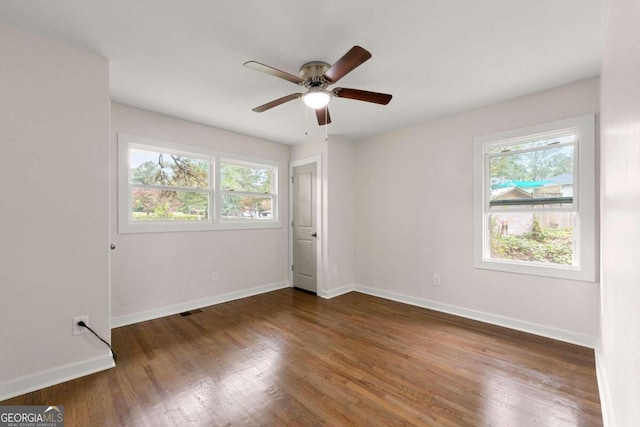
(547, 173, 574, 197)
(533, 184, 563, 198)
(490, 174, 575, 235)
(491, 186, 534, 201)
(491, 174, 573, 200)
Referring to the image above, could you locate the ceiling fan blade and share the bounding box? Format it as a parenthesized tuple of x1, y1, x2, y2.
(333, 88, 392, 105)
(244, 61, 304, 85)
(252, 93, 302, 112)
(323, 46, 372, 83)
(315, 106, 331, 126)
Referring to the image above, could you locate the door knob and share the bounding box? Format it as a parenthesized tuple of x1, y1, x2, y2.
(110, 243, 116, 250)
(311, 232, 317, 237)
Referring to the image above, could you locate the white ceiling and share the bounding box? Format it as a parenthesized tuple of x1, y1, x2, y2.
(0, 0, 607, 145)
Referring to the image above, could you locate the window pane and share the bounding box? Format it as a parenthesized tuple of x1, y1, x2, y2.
(490, 144, 573, 208)
(488, 212, 575, 266)
(222, 194, 272, 220)
(487, 133, 576, 154)
(132, 189, 209, 221)
(220, 162, 273, 193)
(130, 148, 209, 189)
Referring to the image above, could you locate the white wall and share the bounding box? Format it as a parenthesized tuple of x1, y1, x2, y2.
(0, 26, 111, 399)
(354, 78, 600, 345)
(599, 0, 640, 424)
(110, 104, 290, 325)
(290, 139, 327, 164)
(326, 138, 355, 292)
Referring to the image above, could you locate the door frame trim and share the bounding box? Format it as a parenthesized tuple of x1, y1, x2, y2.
(289, 155, 323, 294)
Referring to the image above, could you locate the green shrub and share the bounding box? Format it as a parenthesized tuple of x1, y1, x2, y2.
(491, 227, 573, 265)
(131, 211, 202, 221)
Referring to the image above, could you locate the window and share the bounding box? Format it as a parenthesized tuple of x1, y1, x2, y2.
(129, 146, 211, 222)
(118, 134, 281, 233)
(220, 160, 276, 222)
(473, 115, 596, 281)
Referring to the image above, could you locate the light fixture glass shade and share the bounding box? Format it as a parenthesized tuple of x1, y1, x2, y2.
(302, 89, 331, 109)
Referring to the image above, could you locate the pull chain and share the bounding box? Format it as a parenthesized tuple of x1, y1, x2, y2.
(305, 106, 309, 136)
(325, 108, 328, 142)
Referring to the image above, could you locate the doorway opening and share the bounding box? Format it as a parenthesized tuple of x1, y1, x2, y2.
(289, 156, 322, 294)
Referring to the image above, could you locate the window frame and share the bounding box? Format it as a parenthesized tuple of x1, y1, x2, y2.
(118, 133, 281, 233)
(473, 114, 596, 281)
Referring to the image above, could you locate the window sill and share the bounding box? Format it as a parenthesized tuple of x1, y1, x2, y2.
(118, 220, 282, 234)
(473, 258, 595, 282)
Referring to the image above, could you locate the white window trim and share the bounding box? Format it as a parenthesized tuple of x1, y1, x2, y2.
(118, 133, 281, 233)
(473, 114, 596, 281)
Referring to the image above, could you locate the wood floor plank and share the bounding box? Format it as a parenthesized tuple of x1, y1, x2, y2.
(1, 289, 602, 426)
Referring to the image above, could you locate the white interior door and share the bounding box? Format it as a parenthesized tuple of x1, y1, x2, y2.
(292, 162, 317, 293)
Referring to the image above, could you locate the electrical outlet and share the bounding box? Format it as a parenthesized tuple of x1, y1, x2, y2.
(432, 274, 441, 286)
(212, 271, 219, 282)
(72, 315, 89, 336)
(333, 266, 339, 276)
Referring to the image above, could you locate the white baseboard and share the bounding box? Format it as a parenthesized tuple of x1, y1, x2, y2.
(352, 284, 598, 348)
(595, 344, 615, 427)
(318, 284, 355, 299)
(0, 354, 115, 402)
(111, 281, 291, 328)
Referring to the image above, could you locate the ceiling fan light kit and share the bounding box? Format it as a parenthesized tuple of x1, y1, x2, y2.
(244, 46, 392, 126)
(302, 88, 331, 109)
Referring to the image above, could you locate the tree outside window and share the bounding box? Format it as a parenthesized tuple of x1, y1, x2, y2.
(130, 149, 210, 221)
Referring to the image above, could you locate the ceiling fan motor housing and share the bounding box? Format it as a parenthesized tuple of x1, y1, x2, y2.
(300, 61, 331, 89)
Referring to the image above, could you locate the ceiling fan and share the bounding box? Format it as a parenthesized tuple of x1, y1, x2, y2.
(244, 46, 392, 126)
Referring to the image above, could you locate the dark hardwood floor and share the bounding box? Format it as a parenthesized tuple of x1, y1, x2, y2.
(2, 289, 602, 426)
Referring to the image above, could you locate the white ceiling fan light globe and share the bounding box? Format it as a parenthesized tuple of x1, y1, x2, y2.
(302, 89, 331, 109)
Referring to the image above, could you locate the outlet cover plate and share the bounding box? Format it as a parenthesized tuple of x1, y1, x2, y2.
(432, 274, 441, 286)
(72, 315, 89, 335)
